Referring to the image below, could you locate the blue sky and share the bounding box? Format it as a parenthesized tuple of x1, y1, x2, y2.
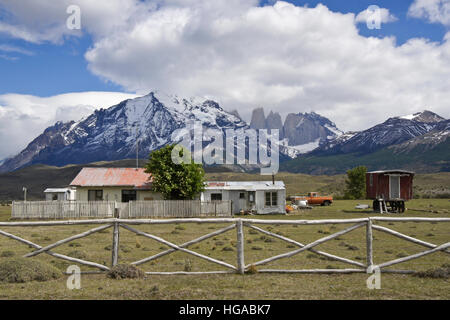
(0, 0, 447, 97)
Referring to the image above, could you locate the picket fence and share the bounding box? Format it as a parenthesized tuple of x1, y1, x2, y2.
(11, 200, 232, 219)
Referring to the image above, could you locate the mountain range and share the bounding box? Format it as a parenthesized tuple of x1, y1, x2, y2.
(0, 92, 448, 175)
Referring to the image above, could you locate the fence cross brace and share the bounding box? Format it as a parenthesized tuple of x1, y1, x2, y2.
(0, 228, 110, 271)
(247, 222, 367, 268)
(24, 224, 112, 258)
(120, 223, 237, 271)
(245, 223, 366, 268)
(131, 224, 237, 266)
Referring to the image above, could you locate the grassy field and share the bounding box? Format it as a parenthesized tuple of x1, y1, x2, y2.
(0, 199, 449, 300)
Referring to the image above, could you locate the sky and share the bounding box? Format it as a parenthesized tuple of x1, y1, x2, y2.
(0, 0, 450, 159)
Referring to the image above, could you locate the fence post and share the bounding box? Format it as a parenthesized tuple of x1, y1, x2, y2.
(236, 219, 245, 274)
(366, 218, 374, 272)
(111, 220, 120, 267)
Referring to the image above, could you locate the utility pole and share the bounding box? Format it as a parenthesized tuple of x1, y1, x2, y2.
(136, 138, 139, 169)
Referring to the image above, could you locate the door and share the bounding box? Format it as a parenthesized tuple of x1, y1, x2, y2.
(389, 176, 400, 199)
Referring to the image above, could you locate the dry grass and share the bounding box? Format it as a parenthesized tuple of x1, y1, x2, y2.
(0, 199, 449, 300)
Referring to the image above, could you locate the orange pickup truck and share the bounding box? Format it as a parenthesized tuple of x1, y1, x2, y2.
(291, 192, 333, 206)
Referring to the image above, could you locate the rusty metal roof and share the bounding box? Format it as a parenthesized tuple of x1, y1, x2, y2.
(70, 168, 153, 189)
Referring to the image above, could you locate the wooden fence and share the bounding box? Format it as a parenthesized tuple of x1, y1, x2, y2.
(0, 217, 448, 275)
(11, 200, 232, 219)
(123, 200, 232, 218)
(11, 201, 115, 220)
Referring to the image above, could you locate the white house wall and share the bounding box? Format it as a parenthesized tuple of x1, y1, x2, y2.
(75, 187, 162, 202)
(202, 188, 286, 214)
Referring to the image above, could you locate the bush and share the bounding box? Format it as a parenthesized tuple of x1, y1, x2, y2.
(246, 265, 258, 274)
(184, 259, 192, 272)
(0, 250, 15, 257)
(67, 250, 87, 260)
(0, 258, 62, 283)
(107, 264, 145, 280)
(68, 242, 82, 248)
(414, 265, 450, 279)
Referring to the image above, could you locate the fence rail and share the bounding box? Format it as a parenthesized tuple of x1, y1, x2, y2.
(0, 217, 449, 275)
(11, 200, 232, 219)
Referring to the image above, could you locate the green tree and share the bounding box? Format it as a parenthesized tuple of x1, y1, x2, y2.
(144, 144, 205, 200)
(344, 166, 367, 199)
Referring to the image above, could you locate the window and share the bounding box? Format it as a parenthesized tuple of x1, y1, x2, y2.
(52, 194, 58, 201)
(239, 192, 246, 199)
(211, 193, 222, 201)
(122, 190, 137, 203)
(88, 190, 103, 201)
(265, 192, 278, 206)
(369, 174, 373, 187)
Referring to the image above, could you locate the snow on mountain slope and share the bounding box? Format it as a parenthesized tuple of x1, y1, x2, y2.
(315, 111, 446, 155)
(0, 92, 248, 173)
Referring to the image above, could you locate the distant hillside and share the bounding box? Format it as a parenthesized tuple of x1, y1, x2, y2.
(281, 136, 450, 175)
(1, 160, 448, 200)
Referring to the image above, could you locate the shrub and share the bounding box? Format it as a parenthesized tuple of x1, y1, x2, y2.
(184, 259, 192, 272)
(120, 245, 131, 253)
(0, 258, 62, 283)
(68, 242, 82, 248)
(222, 246, 234, 252)
(246, 265, 258, 274)
(251, 246, 263, 251)
(414, 265, 450, 279)
(107, 264, 145, 280)
(0, 251, 15, 257)
(67, 250, 87, 260)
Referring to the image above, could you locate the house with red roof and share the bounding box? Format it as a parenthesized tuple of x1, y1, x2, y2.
(70, 167, 163, 202)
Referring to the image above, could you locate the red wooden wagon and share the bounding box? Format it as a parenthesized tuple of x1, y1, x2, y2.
(366, 170, 414, 213)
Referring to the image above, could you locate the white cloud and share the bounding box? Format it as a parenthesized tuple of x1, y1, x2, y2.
(355, 7, 398, 24)
(408, 0, 450, 26)
(84, 1, 450, 128)
(0, 0, 450, 158)
(0, 92, 139, 159)
(0, 0, 154, 43)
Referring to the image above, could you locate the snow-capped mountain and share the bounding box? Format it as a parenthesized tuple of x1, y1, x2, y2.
(389, 119, 450, 153)
(249, 108, 343, 158)
(0, 92, 247, 173)
(315, 110, 445, 155)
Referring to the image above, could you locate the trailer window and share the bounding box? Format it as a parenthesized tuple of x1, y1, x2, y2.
(265, 192, 278, 206)
(239, 193, 245, 199)
(370, 174, 373, 187)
